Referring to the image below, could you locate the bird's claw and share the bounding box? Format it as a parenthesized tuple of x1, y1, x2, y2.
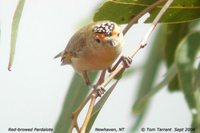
(95, 86, 105, 97)
(121, 56, 132, 68)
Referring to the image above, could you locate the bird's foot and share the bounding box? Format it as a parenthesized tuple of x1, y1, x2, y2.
(108, 55, 132, 73)
(94, 85, 105, 97)
(121, 56, 132, 68)
(87, 84, 105, 97)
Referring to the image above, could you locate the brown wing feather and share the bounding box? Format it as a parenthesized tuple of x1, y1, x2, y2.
(60, 25, 88, 65)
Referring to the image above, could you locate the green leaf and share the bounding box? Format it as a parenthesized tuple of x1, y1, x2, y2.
(86, 81, 118, 133)
(54, 72, 98, 133)
(114, 66, 142, 80)
(190, 19, 200, 31)
(121, 66, 142, 79)
(133, 63, 177, 114)
(194, 63, 200, 92)
(131, 25, 166, 132)
(192, 63, 200, 133)
(113, 68, 125, 80)
(175, 31, 200, 109)
(94, 0, 200, 24)
(164, 23, 189, 91)
(8, 0, 25, 71)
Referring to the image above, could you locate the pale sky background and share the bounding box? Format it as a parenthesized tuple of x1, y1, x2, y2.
(0, 0, 191, 133)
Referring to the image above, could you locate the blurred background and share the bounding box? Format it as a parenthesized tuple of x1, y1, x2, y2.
(0, 0, 191, 132)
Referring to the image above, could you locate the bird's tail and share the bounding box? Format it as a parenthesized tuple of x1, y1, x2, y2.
(54, 51, 63, 59)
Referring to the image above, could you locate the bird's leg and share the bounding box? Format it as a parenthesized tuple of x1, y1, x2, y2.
(95, 70, 106, 86)
(82, 71, 91, 87)
(82, 70, 106, 97)
(108, 55, 132, 73)
(93, 70, 106, 97)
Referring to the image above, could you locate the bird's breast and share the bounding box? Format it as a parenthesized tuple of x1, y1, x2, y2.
(71, 44, 122, 72)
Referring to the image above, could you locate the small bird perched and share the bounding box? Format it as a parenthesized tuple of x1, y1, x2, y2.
(55, 21, 131, 95)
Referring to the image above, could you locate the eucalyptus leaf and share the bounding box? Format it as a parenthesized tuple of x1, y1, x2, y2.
(194, 63, 200, 92)
(190, 19, 200, 31)
(86, 81, 118, 133)
(94, 0, 200, 24)
(192, 63, 200, 133)
(164, 23, 189, 91)
(8, 0, 25, 71)
(133, 63, 177, 114)
(122, 66, 143, 79)
(114, 68, 125, 80)
(54, 72, 98, 133)
(175, 31, 200, 109)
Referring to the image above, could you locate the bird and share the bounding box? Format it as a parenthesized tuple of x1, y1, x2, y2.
(55, 21, 131, 95)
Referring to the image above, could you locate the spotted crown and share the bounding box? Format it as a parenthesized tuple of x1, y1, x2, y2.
(92, 22, 115, 37)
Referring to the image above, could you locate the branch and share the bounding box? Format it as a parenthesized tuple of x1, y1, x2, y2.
(69, 91, 95, 132)
(80, 93, 98, 133)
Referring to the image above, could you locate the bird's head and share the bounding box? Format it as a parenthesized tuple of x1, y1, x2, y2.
(91, 21, 124, 48)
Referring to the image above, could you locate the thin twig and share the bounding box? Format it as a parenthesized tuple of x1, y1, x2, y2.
(123, 0, 167, 35)
(69, 91, 95, 132)
(80, 93, 98, 133)
(69, 0, 173, 132)
(140, 0, 174, 48)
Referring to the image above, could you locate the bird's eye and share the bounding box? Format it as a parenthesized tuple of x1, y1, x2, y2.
(95, 38, 101, 43)
(117, 33, 120, 37)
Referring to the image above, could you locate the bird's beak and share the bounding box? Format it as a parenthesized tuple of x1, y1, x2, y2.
(109, 40, 117, 47)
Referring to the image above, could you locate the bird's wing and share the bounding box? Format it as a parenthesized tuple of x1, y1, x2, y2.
(66, 26, 89, 55)
(61, 26, 88, 65)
